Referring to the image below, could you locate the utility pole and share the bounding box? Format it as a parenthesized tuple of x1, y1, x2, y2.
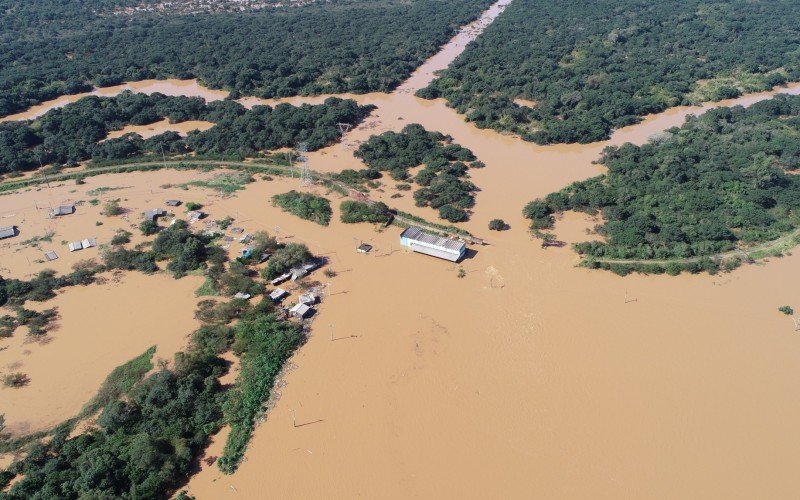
(297, 143, 312, 187)
(38, 152, 51, 189)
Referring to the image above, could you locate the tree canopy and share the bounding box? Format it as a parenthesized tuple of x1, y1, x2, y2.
(0, 92, 372, 174)
(524, 94, 800, 265)
(420, 0, 800, 144)
(354, 124, 480, 222)
(0, 0, 493, 117)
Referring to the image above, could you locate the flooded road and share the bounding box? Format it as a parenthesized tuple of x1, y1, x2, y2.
(2, 0, 800, 496)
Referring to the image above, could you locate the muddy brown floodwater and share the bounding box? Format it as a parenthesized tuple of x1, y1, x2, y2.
(3, 0, 800, 496)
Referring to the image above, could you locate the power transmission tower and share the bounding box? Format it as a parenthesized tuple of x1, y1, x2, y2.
(337, 122, 353, 136)
(297, 142, 312, 186)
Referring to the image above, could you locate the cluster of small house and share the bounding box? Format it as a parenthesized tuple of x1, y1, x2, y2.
(268, 261, 322, 319)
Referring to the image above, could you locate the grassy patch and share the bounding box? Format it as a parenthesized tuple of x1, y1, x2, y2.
(195, 277, 220, 297)
(79, 345, 156, 418)
(178, 172, 254, 194)
(86, 186, 131, 196)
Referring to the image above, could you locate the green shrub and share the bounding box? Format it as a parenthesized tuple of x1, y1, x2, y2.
(272, 191, 332, 226)
(139, 219, 159, 236)
(262, 243, 312, 279)
(340, 201, 391, 224)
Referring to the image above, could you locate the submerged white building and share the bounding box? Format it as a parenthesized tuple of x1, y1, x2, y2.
(399, 226, 466, 262)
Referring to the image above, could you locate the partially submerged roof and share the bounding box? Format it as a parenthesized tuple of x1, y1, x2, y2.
(81, 238, 96, 248)
(44, 251, 58, 261)
(69, 241, 83, 251)
(289, 303, 313, 318)
(51, 205, 75, 216)
(400, 226, 465, 253)
(290, 267, 308, 281)
(270, 272, 291, 286)
(165, 199, 181, 206)
(357, 243, 373, 253)
(143, 208, 166, 221)
(299, 292, 317, 305)
(0, 226, 16, 239)
(269, 288, 288, 300)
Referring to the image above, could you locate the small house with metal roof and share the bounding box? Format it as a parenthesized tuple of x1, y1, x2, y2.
(289, 303, 313, 319)
(0, 226, 17, 239)
(269, 288, 288, 302)
(270, 272, 292, 286)
(51, 205, 75, 217)
(399, 227, 466, 262)
(143, 208, 166, 222)
(299, 292, 317, 306)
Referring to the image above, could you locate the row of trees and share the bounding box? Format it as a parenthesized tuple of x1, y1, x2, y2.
(420, 0, 800, 144)
(354, 124, 481, 222)
(0, 0, 493, 116)
(0, 92, 372, 174)
(524, 94, 800, 263)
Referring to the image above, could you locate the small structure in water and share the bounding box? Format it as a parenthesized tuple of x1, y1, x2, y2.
(269, 288, 288, 302)
(299, 292, 317, 306)
(270, 272, 292, 286)
(81, 238, 96, 249)
(399, 226, 466, 262)
(165, 199, 181, 207)
(357, 243, 373, 254)
(0, 225, 17, 239)
(289, 302, 313, 319)
(143, 208, 166, 222)
(187, 210, 205, 222)
(50, 205, 75, 217)
(44, 250, 58, 261)
(68, 241, 83, 252)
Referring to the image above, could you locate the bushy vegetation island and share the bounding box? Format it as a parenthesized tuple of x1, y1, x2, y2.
(354, 124, 482, 222)
(271, 191, 333, 226)
(0, 91, 373, 175)
(524, 94, 800, 275)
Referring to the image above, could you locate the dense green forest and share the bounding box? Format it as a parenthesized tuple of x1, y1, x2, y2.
(0, 91, 372, 174)
(523, 94, 800, 272)
(354, 124, 480, 222)
(0, 220, 315, 496)
(0, 0, 492, 117)
(419, 0, 800, 144)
